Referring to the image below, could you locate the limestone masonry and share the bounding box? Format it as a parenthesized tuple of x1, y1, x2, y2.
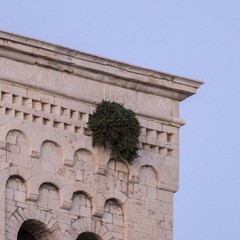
(0, 31, 202, 240)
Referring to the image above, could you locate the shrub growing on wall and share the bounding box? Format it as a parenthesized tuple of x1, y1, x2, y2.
(88, 100, 141, 164)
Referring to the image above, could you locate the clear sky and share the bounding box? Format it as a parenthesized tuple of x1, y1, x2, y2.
(1, 1, 240, 239)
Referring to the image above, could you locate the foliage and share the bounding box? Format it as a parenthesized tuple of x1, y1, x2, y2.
(88, 100, 141, 164)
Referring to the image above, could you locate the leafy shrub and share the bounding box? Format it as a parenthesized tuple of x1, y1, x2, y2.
(88, 100, 141, 163)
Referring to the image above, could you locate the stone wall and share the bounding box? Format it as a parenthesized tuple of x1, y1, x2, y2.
(0, 31, 202, 240)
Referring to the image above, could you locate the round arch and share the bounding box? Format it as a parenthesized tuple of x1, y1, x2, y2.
(17, 219, 53, 240)
(76, 232, 102, 240)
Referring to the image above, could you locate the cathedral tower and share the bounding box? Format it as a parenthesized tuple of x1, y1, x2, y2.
(0, 31, 202, 240)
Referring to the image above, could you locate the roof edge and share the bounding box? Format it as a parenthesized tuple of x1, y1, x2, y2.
(0, 30, 203, 101)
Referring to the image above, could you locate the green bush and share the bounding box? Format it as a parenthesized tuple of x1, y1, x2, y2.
(88, 100, 141, 164)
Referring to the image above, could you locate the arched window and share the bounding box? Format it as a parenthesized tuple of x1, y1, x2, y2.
(77, 232, 102, 240)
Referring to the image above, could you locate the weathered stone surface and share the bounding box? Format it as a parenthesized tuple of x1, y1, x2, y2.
(0, 31, 202, 240)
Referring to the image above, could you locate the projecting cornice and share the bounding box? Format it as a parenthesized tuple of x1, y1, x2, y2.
(0, 30, 203, 101)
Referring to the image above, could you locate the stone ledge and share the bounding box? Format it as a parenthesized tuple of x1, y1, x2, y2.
(0, 31, 203, 101)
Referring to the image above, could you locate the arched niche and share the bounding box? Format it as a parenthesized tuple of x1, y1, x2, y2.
(139, 165, 158, 187)
(106, 159, 129, 193)
(102, 198, 124, 239)
(5, 175, 27, 212)
(40, 140, 62, 163)
(69, 191, 92, 218)
(73, 149, 96, 184)
(132, 165, 158, 201)
(37, 183, 59, 210)
(5, 129, 29, 155)
(76, 232, 102, 240)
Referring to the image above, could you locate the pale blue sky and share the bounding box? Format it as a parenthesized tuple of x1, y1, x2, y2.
(1, 1, 240, 239)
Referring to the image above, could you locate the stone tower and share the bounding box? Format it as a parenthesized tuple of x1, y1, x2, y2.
(0, 31, 202, 240)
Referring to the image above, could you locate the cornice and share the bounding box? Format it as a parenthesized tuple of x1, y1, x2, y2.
(0, 30, 203, 101)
